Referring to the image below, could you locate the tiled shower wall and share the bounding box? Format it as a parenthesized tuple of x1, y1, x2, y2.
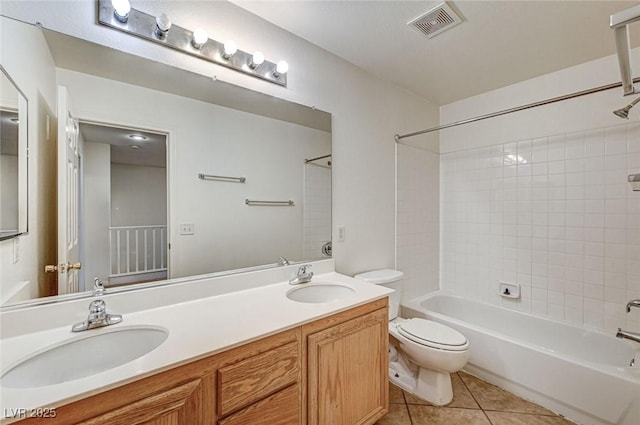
(441, 122, 640, 332)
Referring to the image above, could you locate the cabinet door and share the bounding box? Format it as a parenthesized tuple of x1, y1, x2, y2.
(77, 379, 203, 425)
(307, 308, 388, 425)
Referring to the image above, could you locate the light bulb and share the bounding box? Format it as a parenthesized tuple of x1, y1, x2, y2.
(274, 60, 289, 77)
(128, 134, 148, 141)
(222, 40, 237, 59)
(154, 13, 172, 38)
(192, 28, 208, 49)
(112, 0, 131, 23)
(249, 51, 264, 69)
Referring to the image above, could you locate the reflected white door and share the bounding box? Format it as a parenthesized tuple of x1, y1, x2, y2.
(56, 86, 81, 294)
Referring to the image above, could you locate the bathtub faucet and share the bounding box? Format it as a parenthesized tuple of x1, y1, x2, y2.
(616, 328, 640, 344)
(626, 299, 640, 313)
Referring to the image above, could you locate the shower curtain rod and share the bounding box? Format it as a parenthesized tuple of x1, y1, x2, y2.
(394, 77, 640, 143)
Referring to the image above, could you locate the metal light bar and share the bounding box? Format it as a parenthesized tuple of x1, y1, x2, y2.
(611, 5, 640, 96)
(97, 0, 287, 87)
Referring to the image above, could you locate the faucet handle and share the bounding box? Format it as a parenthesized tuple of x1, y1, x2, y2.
(89, 299, 106, 313)
(298, 264, 312, 275)
(93, 278, 106, 296)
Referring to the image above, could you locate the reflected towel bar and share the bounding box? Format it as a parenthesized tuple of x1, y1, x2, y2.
(245, 199, 294, 206)
(198, 173, 246, 183)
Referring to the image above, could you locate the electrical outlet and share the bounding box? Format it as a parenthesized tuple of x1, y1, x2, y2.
(180, 223, 195, 235)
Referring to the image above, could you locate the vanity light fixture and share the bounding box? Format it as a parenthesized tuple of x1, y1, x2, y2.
(154, 14, 172, 39)
(249, 51, 264, 69)
(111, 0, 130, 23)
(222, 40, 237, 60)
(97, 0, 288, 86)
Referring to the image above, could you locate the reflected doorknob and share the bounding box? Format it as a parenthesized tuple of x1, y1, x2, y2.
(66, 262, 82, 270)
(44, 262, 82, 273)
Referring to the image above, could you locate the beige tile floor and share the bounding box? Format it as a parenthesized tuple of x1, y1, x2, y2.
(376, 371, 576, 425)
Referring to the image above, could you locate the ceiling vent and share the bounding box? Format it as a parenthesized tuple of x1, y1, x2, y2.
(408, 2, 463, 39)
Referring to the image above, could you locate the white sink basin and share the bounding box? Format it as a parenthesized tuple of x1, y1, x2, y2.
(0, 326, 168, 388)
(287, 282, 356, 303)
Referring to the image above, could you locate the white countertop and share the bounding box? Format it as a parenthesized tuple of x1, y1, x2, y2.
(0, 271, 391, 422)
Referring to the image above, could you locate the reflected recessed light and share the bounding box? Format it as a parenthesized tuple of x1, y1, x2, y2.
(129, 145, 141, 150)
(128, 134, 148, 141)
(9, 118, 19, 124)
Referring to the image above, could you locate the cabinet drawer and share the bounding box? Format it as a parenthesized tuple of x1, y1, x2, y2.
(218, 341, 299, 416)
(218, 384, 300, 425)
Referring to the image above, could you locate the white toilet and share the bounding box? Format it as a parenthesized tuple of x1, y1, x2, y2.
(355, 269, 469, 406)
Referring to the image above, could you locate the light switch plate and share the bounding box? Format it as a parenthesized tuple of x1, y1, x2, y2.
(180, 223, 195, 235)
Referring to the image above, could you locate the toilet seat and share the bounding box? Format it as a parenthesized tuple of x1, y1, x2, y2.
(397, 318, 468, 351)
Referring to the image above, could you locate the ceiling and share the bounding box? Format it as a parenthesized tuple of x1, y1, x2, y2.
(79, 122, 167, 168)
(231, 0, 640, 105)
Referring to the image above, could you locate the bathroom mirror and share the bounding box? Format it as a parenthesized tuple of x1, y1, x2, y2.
(0, 65, 28, 241)
(0, 20, 331, 308)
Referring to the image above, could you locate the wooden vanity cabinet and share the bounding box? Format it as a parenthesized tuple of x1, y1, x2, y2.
(303, 298, 389, 425)
(18, 328, 300, 425)
(16, 299, 388, 425)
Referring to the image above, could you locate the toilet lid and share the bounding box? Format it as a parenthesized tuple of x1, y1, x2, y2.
(397, 318, 468, 351)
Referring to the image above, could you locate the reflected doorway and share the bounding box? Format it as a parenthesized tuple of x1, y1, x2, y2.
(78, 121, 168, 290)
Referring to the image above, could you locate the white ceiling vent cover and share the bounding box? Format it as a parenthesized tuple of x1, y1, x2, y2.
(408, 2, 463, 39)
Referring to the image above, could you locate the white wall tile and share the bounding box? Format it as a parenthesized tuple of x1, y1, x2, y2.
(440, 123, 640, 331)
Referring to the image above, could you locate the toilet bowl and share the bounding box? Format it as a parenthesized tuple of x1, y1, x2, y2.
(355, 269, 469, 406)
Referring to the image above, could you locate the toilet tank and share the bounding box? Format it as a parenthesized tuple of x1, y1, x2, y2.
(354, 269, 404, 320)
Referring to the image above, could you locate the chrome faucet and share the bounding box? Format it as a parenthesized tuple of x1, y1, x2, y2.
(616, 299, 640, 344)
(289, 264, 313, 285)
(617, 329, 640, 344)
(71, 278, 123, 332)
(278, 256, 290, 266)
(626, 299, 640, 312)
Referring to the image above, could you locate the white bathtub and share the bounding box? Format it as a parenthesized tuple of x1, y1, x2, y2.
(402, 292, 640, 425)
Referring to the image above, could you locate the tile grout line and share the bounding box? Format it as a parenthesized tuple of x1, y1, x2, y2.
(457, 372, 497, 425)
(400, 385, 416, 425)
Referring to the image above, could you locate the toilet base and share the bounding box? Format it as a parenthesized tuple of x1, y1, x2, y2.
(389, 347, 454, 406)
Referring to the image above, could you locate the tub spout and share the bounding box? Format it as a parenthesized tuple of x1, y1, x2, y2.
(616, 328, 640, 344)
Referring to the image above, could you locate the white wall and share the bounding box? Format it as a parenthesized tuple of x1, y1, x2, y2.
(1, 1, 439, 280)
(56, 69, 331, 277)
(396, 144, 440, 302)
(0, 15, 57, 300)
(439, 51, 640, 333)
(111, 163, 166, 227)
(83, 142, 111, 284)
